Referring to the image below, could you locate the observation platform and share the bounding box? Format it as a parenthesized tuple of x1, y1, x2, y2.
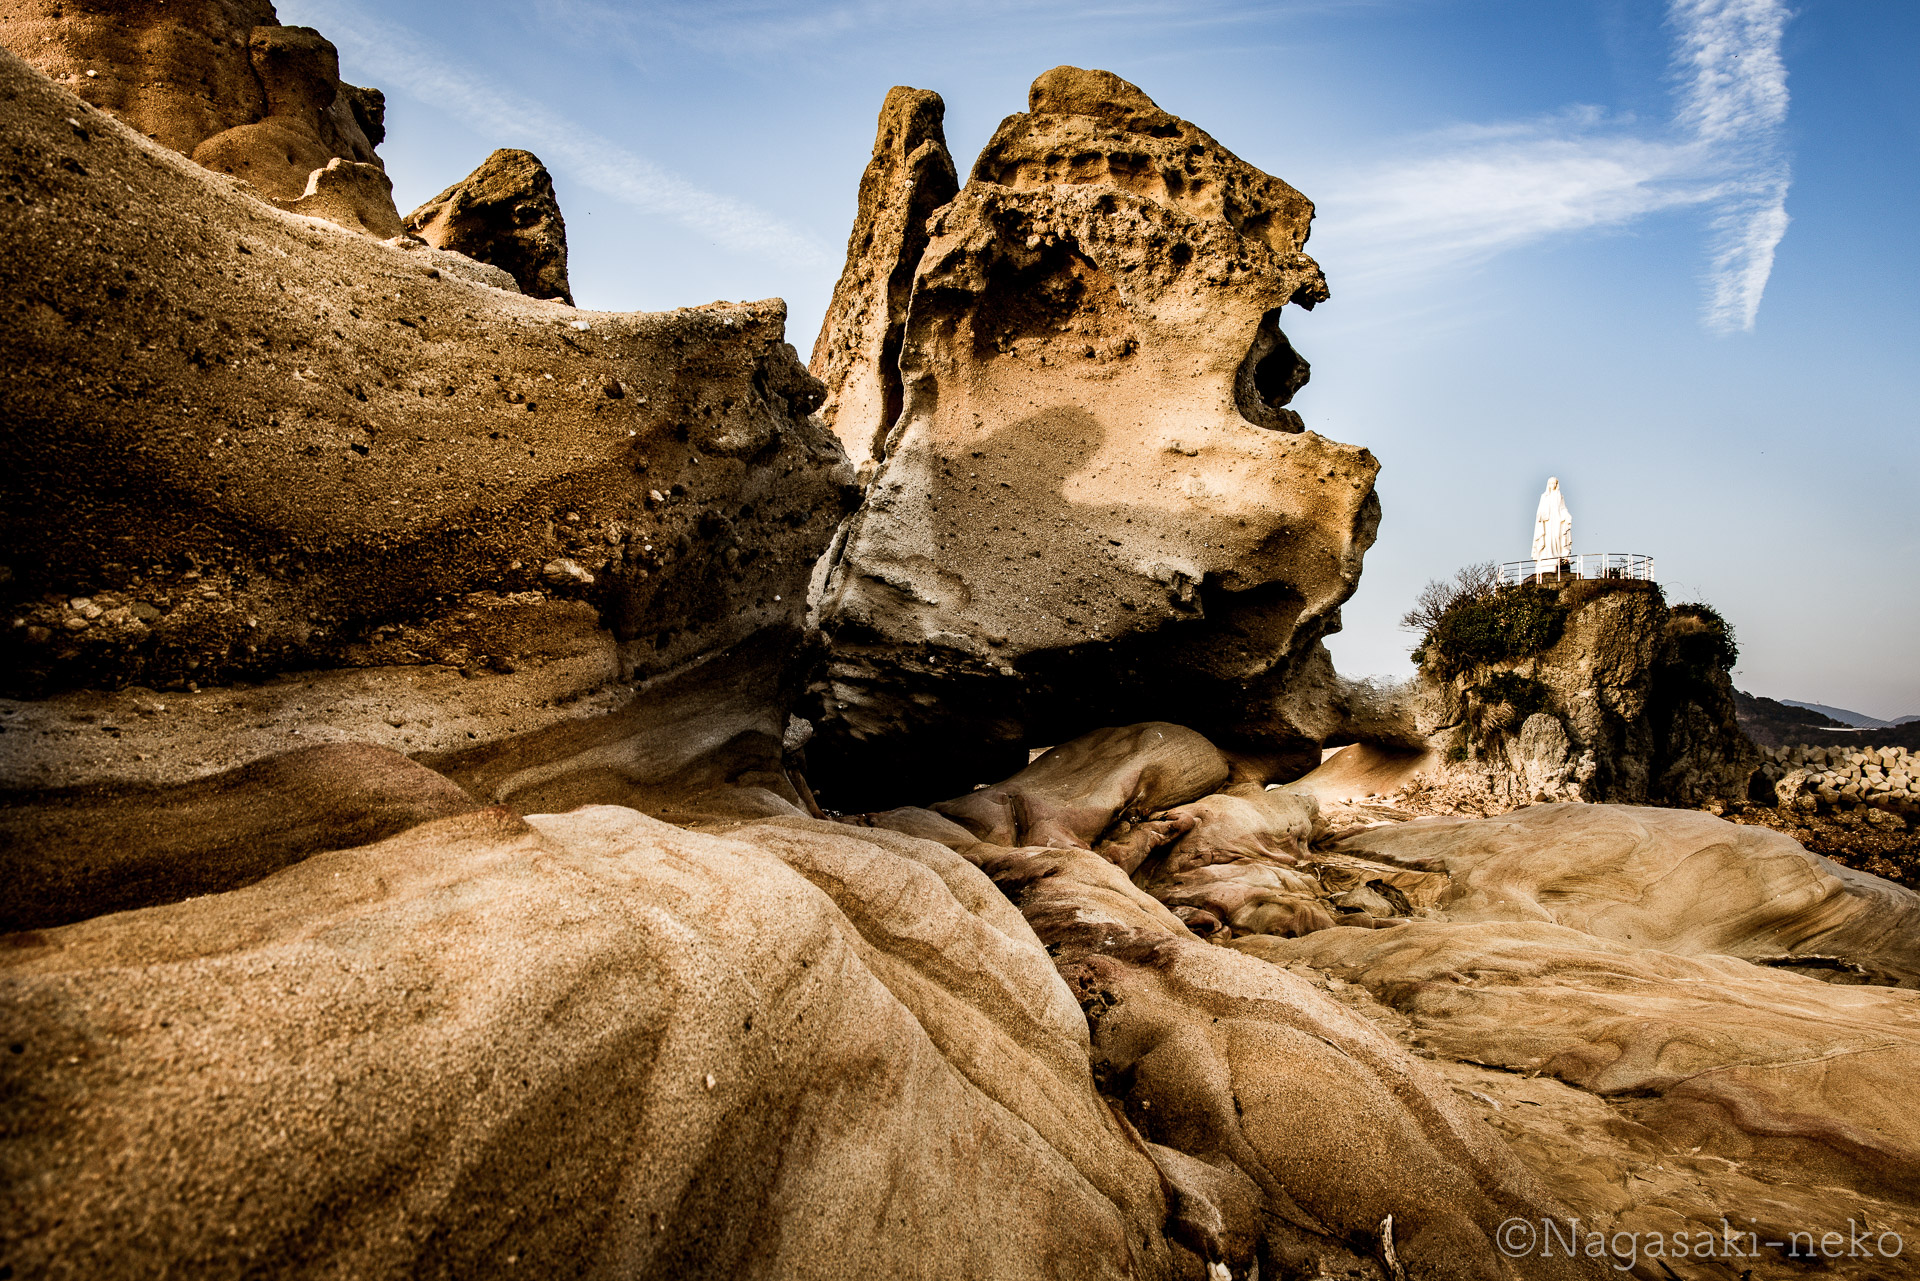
(1496, 552, 1655, 588)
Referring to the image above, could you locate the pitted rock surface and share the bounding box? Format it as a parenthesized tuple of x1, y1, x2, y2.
(810, 68, 1377, 808)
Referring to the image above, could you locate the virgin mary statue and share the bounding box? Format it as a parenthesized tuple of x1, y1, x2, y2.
(1533, 477, 1572, 562)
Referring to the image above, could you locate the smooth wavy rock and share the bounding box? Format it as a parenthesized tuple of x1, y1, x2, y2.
(1333, 803, 1920, 982)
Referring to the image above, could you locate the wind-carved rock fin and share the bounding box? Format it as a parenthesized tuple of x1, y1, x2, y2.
(808, 86, 960, 477)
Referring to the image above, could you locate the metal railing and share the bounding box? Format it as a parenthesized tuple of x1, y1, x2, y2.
(1496, 552, 1655, 587)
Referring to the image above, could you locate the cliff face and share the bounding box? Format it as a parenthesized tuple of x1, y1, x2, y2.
(1414, 581, 1758, 808)
(808, 68, 1377, 807)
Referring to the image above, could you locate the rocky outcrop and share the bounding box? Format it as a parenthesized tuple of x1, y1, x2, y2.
(807, 87, 957, 473)
(809, 69, 1378, 809)
(0, 1, 387, 203)
(404, 148, 576, 304)
(1411, 581, 1757, 808)
(0, 48, 851, 812)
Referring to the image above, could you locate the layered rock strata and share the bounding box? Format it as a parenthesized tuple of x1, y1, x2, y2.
(405, 148, 576, 304)
(810, 68, 1377, 808)
(0, 48, 851, 818)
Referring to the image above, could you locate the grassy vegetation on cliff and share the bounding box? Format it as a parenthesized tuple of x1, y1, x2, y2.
(1665, 602, 1739, 671)
(1412, 585, 1569, 679)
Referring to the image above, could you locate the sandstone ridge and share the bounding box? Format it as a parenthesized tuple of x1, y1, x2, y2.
(0, 45, 852, 819)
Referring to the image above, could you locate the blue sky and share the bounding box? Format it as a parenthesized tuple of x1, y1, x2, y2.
(282, 0, 1919, 718)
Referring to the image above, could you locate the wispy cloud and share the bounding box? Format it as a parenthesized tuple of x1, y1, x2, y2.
(551, 0, 1398, 61)
(1670, 0, 1792, 331)
(1322, 0, 1790, 332)
(279, 1, 830, 268)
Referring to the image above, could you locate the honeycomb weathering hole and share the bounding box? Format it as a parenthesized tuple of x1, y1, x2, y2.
(1234, 309, 1309, 432)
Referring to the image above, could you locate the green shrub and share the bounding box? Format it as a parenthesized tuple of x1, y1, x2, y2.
(1417, 586, 1568, 679)
(1666, 602, 1738, 670)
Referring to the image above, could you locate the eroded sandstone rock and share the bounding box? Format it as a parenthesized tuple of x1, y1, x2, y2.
(967, 841, 1597, 1279)
(0, 49, 851, 811)
(1335, 802, 1920, 983)
(810, 68, 1378, 808)
(0, 1, 387, 203)
(934, 721, 1228, 849)
(0, 806, 1177, 1279)
(404, 148, 575, 304)
(807, 86, 957, 473)
(1231, 802, 1920, 1253)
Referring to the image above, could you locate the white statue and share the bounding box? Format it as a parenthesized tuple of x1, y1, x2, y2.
(1532, 476, 1572, 562)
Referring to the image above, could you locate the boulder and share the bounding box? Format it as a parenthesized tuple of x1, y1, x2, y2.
(404, 148, 575, 304)
(810, 69, 1379, 808)
(807, 86, 958, 474)
(0, 48, 851, 809)
(0, 2, 388, 202)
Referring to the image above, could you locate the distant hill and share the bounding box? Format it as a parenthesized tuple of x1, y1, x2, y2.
(1780, 699, 1894, 729)
(1739, 691, 1920, 750)
(1898, 715, 1920, 726)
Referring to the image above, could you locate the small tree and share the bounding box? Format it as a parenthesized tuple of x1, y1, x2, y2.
(1401, 561, 1499, 635)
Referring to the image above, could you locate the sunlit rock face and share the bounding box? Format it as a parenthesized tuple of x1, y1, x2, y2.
(0, 0, 386, 202)
(807, 85, 959, 475)
(809, 68, 1378, 809)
